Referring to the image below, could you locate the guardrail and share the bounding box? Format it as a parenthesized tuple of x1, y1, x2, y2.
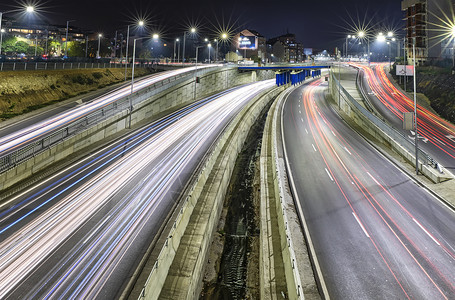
(330, 70, 437, 168)
(0, 61, 157, 71)
(0, 66, 221, 173)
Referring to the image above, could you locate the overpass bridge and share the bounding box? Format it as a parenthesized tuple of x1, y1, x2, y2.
(238, 65, 330, 86)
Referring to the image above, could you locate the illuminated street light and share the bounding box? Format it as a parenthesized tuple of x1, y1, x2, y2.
(125, 20, 145, 81)
(97, 34, 102, 58)
(346, 34, 353, 59)
(0, 5, 35, 55)
(208, 43, 212, 63)
(222, 33, 228, 39)
(183, 27, 197, 65)
(358, 31, 370, 65)
(174, 38, 180, 63)
(152, 33, 159, 40)
(387, 31, 394, 38)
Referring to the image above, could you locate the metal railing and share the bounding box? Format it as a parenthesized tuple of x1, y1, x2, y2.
(0, 61, 159, 72)
(0, 66, 222, 173)
(330, 70, 436, 168)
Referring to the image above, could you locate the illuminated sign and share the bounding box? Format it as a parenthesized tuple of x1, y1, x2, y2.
(238, 36, 257, 50)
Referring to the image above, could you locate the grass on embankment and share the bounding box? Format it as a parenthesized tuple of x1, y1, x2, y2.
(0, 68, 153, 120)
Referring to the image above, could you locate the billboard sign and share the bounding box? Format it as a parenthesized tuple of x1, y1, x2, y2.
(396, 65, 414, 76)
(238, 36, 257, 50)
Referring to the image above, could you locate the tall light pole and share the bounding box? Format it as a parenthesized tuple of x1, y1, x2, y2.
(183, 27, 196, 65)
(125, 20, 145, 81)
(0, 6, 34, 55)
(174, 38, 179, 63)
(0, 29, 4, 55)
(129, 34, 159, 128)
(214, 39, 218, 62)
(177, 38, 180, 63)
(97, 34, 102, 58)
(65, 20, 75, 58)
(346, 35, 351, 59)
(358, 31, 370, 65)
(451, 25, 455, 68)
(413, 42, 418, 175)
(208, 43, 211, 63)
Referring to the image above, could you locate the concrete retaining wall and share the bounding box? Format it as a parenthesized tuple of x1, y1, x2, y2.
(0, 67, 274, 191)
(137, 86, 283, 300)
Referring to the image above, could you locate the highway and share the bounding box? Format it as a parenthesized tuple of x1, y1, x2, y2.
(282, 79, 455, 299)
(0, 79, 274, 299)
(0, 65, 217, 156)
(355, 62, 455, 172)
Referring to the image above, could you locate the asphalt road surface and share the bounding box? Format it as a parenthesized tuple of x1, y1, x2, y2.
(0, 79, 274, 299)
(282, 79, 455, 299)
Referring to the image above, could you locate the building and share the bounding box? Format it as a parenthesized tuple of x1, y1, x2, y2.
(1, 16, 90, 56)
(267, 33, 304, 63)
(232, 29, 266, 61)
(402, 0, 455, 64)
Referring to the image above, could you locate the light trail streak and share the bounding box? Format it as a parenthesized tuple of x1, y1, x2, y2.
(0, 79, 274, 299)
(353, 62, 455, 161)
(0, 65, 218, 155)
(290, 79, 454, 298)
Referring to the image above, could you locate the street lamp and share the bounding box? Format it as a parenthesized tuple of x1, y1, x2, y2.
(125, 20, 145, 80)
(346, 35, 352, 59)
(377, 32, 395, 68)
(129, 34, 159, 127)
(208, 43, 211, 63)
(97, 34, 102, 58)
(65, 20, 75, 58)
(174, 38, 180, 63)
(182, 27, 197, 65)
(358, 31, 370, 65)
(0, 5, 35, 55)
(451, 25, 455, 67)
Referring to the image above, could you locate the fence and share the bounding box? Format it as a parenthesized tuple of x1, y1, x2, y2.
(0, 61, 160, 72)
(0, 66, 221, 173)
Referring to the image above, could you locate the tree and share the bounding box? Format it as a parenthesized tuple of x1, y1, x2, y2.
(65, 41, 85, 57)
(15, 41, 29, 54)
(2, 36, 17, 54)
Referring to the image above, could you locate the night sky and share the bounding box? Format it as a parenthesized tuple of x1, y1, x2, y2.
(4, 0, 403, 49)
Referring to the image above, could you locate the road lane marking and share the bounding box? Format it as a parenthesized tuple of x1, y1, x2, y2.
(312, 144, 317, 152)
(331, 130, 336, 136)
(299, 110, 302, 114)
(301, 117, 304, 122)
(344, 147, 351, 155)
(305, 128, 308, 134)
(325, 168, 333, 181)
(352, 212, 370, 238)
(367, 172, 381, 185)
(413, 218, 440, 246)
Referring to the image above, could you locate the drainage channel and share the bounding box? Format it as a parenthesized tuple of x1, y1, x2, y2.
(200, 102, 272, 300)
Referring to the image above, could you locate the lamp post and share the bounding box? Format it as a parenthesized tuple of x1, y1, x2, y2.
(214, 39, 218, 62)
(129, 34, 159, 127)
(64, 20, 75, 58)
(0, 6, 34, 55)
(346, 35, 352, 59)
(0, 29, 5, 55)
(124, 20, 145, 81)
(208, 43, 211, 63)
(97, 34, 102, 58)
(174, 38, 179, 63)
(413, 42, 419, 175)
(182, 27, 196, 65)
(451, 25, 455, 68)
(358, 31, 370, 65)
